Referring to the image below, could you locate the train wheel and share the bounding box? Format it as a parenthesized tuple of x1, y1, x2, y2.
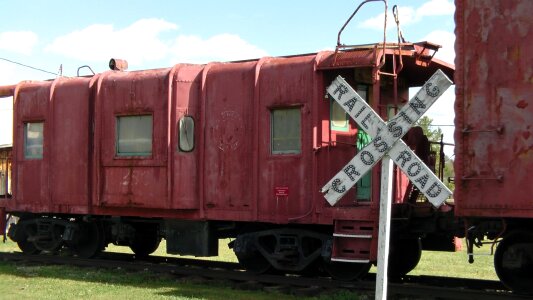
(494, 230, 533, 294)
(15, 217, 41, 255)
(388, 238, 422, 278)
(72, 221, 104, 258)
(34, 223, 64, 253)
(236, 250, 273, 274)
(322, 260, 371, 281)
(130, 224, 161, 257)
(17, 239, 41, 255)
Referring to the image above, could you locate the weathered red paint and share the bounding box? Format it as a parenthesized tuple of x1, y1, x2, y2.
(1, 45, 452, 261)
(454, 0, 533, 218)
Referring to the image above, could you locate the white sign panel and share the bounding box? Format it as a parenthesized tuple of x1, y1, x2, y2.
(321, 70, 453, 207)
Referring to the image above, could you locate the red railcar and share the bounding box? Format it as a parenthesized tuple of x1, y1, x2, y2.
(454, 0, 533, 293)
(0, 43, 454, 279)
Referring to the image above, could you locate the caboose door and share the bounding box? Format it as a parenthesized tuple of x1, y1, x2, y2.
(201, 63, 255, 214)
(93, 70, 170, 210)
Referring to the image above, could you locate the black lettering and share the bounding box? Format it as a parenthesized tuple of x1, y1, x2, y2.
(426, 182, 442, 197)
(407, 162, 422, 177)
(343, 165, 360, 181)
(409, 97, 426, 115)
(373, 136, 388, 153)
(332, 178, 346, 193)
(333, 84, 349, 100)
(361, 113, 372, 130)
(342, 97, 357, 112)
(425, 82, 440, 97)
(360, 150, 375, 165)
(387, 121, 403, 138)
(354, 106, 366, 118)
(396, 150, 412, 167)
(398, 111, 413, 124)
(414, 173, 429, 189)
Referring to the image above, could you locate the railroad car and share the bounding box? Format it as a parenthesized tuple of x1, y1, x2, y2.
(3, 0, 531, 294)
(454, 0, 533, 294)
(0, 40, 454, 280)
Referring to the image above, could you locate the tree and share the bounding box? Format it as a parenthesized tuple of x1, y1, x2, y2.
(416, 116, 455, 191)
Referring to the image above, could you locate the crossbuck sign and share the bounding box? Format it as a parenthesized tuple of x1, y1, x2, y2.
(321, 70, 453, 207)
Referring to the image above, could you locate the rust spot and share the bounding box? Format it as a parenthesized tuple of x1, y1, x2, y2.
(523, 131, 531, 140)
(517, 100, 528, 109)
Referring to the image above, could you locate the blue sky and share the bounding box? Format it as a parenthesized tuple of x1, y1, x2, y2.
(0, 0, 456, 152)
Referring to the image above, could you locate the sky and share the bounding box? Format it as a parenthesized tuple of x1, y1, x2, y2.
(0, 0, 457, 155)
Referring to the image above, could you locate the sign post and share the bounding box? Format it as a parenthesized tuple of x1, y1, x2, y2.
(321, 70, 453, 300)
(376, 156, 393, 300)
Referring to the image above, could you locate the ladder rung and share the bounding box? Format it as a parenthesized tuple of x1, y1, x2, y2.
(331, 258, 370, 263)
(333, 233, 372, 239)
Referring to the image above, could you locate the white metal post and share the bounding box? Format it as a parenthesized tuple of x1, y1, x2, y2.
(376, 156, 393, 300)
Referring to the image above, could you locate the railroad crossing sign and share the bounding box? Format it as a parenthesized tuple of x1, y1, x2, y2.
(321, 69, 453, 207)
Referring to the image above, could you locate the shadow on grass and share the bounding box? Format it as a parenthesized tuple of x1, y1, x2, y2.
(0, 256, 361, 300)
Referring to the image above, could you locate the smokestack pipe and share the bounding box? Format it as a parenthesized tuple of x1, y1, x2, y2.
(109, 58, 128, 71)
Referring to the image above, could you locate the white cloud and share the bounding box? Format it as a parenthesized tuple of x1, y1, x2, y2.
(170, 33, 268, 64)
(0, 31, 38, 55)
(422, 30, 455, 63)
(360, 7, 417, 31)
(45, 18, 178, 66)
(359, 0, 454, 30)
(44, 19, 268, 67)
(417, 0, 455, 17)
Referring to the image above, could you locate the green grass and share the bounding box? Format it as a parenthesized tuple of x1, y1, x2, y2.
(0, 237, 498, 299)
(408, 244, 498, 280)
(0, 239, 363, 300)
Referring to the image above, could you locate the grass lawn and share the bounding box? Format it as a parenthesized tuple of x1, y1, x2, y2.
(0, 237, 498, 299)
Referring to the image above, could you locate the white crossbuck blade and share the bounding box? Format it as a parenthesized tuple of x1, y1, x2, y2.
(321, 69, 453, 208)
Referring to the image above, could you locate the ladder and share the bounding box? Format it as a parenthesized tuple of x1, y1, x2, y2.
(331, 220, 374, 263)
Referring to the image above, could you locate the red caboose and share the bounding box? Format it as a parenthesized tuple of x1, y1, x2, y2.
(454, 0, 533, 293)
(0, 42, 453, 279)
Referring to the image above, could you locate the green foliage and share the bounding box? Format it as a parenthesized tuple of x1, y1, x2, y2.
(416, 116, 443, 146)
(416, 116, 455, 191)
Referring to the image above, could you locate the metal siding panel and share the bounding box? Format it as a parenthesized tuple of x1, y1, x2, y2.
(14, 83, 51, 211)
(172, 65, 203, 209)
(455, 0, 533, 217)
(97, 69, 170, 209)
(203, 62, 255, 213)
(257, 56, 315, 222)
(50, 78, 90, 208)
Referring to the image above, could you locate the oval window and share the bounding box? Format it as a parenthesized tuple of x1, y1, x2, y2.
(178, 116, 195, 152)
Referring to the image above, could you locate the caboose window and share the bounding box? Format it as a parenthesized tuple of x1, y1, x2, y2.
(330, 84, 368, 132)
(178, 116, 195, 152)
(116, 115, 153, 156)
(330, 100, 349, 131)
(271, 108, 301, 154)
(24, 122, 44, 159)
